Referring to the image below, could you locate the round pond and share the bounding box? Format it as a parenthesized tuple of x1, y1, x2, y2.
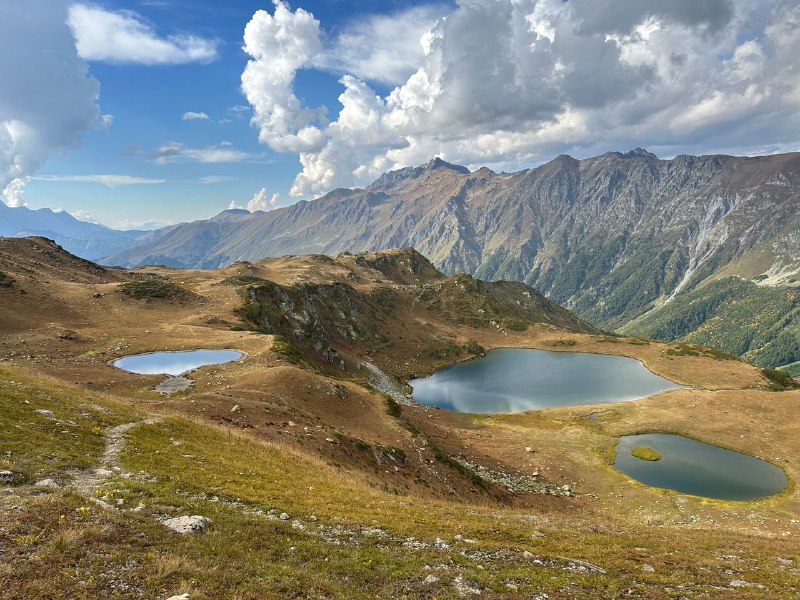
(112, 349, 244, 376)
(408, 348, 681, 413)
(613, 433, 788, 501)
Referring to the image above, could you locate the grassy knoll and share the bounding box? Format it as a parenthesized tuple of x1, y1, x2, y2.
(631, 447, 662, 461)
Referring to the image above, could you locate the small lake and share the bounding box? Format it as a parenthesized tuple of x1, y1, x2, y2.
(112, 349, 244, 376)
(614, 433, 788, 501)
(408, 348, 680, 413)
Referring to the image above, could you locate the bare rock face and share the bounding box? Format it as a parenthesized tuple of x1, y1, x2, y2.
(162, 515, 211, 534)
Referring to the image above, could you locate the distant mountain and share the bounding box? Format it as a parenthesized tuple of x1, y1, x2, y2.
(0, 201, 156, 261)
(105, 151, 800, 369)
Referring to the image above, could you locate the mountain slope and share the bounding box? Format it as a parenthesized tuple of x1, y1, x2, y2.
(106, 151, 800, 366)
(0, 201, 152, 260)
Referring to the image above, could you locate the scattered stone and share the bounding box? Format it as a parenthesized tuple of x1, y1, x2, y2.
(505, 583, 519, 591)
(155, 376, 192, 395)
(0, 471, 15, 485)
(34, 409, 54, 416)
(424, 575, 439, 584)
(166, 594, 190, 600)
(309, 515, 318, 522)
(231, 404, 241, 413)
(325, 437, 335, 443)
(525, 447, 534, 453)
(453, 575, 481, 596)
(279, 512, 290, 521)
(642, 564, 655, 573)
(34, 479, 59, 488)
(557, 556, 607, 574)
(163, 515, 211, 534)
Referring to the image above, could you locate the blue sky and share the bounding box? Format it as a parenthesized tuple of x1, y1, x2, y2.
(2, 0, 799, 230)
(24, 1, 449, 229)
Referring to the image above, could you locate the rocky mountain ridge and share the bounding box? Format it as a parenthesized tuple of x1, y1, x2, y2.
(104, 150, 800, 369)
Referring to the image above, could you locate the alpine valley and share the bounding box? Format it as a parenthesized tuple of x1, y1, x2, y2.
(100, 149, 800, 374)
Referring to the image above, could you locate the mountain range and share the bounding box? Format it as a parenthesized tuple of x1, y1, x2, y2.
(0, 200, 154, 261)
(103, 149, 800, 372)
(5, 149, 799, 371)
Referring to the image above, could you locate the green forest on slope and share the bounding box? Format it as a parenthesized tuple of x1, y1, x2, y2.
(626, 277, 800, 373)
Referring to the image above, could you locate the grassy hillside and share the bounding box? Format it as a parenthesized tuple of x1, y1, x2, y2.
(626, 277, 800, 371)
(2, 238, 800, 598)
(3, 365, 799, 599)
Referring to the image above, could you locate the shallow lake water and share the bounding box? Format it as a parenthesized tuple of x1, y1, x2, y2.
(408, 348, 680, 413)
(112, 349, 244, 376)
(614, 433, 788, 501)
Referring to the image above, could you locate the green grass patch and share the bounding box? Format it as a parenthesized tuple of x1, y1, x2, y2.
(118, 280, 196, 301)
(271, 334, 305, 365)
(0, 270, 14, 288)
(762, 367, 800, 391)
(504, 318, 528, 332)
(631, 446, 662, 461)
(0, 367, 138, 483)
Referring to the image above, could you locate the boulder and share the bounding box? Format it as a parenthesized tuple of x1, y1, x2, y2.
(163, 515, 211, 534)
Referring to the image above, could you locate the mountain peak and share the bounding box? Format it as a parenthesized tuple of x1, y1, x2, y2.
(425, 157, 470, 174)
(368, 157, 470, 190)
(625, 148, 659, 160)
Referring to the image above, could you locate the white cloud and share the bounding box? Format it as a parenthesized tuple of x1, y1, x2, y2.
(1, 0, 104, 207)
(150, 141, 258, 164)
(241, 1, 325, 154)
(313, 5, 448, 85)
(241, 0, 800, 197)
(69, 209, 99, 223)
(2, 177, 29, 208)
(33, 174, 166, 187)
(68, 4, 218, 65)
(182, 111, 210, 121)
(199, 175, 234, 184)
(247, 187, 280, 212)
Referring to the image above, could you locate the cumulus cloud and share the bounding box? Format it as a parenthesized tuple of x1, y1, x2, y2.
(247, 187, 281, 211)
(241, 1, 325, 154)
(242, 0, 800, 197)
(313, 5, 448, 85)
(33, 174, 166, 186)
(182, 111, 210, 121)
(0, 0, 104, 207)
(68, 4, 218, 65)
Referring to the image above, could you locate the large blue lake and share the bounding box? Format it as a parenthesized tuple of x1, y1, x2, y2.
(409, 348, 680, 413)
(112, 349, 244, 376)
(614, 433, 788, 501)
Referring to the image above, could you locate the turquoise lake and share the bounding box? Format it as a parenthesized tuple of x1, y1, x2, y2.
(613, 433, 788, 501)
(408, 348, 681, 413)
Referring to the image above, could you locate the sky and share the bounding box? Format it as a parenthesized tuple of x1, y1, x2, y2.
(1, 0, 799, 230)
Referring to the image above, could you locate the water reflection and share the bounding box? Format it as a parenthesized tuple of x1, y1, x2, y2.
(112, 349, 244, 376)
(409, 348, 680, 413)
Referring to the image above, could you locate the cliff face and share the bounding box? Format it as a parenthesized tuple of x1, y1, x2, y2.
(107, 151, 800, 362)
